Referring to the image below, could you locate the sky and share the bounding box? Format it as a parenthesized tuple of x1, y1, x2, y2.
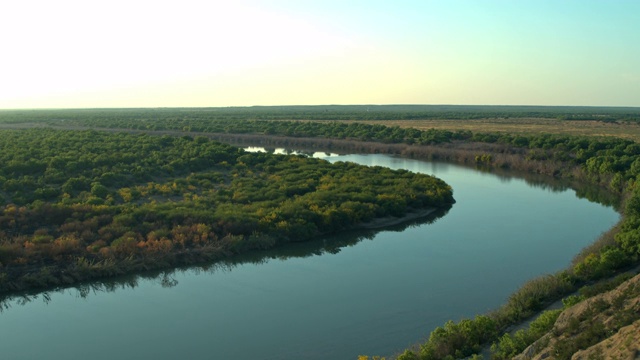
(1, 0, 639, 109)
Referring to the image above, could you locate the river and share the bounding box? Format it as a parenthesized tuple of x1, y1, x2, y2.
(0, 152, 620, 360)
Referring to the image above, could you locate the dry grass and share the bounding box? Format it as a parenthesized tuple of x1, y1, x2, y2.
(4, 117, 640, 142)
(325, 118, 640, 142)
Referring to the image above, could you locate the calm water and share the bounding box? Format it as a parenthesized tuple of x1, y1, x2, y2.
(0, 153, 620, 360)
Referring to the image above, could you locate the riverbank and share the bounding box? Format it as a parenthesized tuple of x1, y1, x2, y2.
(356, 208, 438, 230)
(471, 268, 638, 359)
(0, 203, 447, 297)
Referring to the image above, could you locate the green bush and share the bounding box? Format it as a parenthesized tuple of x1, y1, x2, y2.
(490, 309, 561, 360)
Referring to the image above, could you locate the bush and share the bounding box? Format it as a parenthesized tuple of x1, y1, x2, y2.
(419, 315, 498, 359)
(490, 309, 561, 360)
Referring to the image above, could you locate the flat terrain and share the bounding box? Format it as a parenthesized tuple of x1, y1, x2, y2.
(335, 118, 640, 142)
(4, 117, 640, 142)
(2, 105, 640, 142)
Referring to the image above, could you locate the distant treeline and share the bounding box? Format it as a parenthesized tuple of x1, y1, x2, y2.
(1, 105, 640, 122)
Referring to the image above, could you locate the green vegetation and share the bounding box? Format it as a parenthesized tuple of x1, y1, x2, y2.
(0, 129, 453, 293)
(7, 106, 640, 141)
(490, 308, 562, 360)
(1, 105, 639, 123)
(3, 107, 640, 359)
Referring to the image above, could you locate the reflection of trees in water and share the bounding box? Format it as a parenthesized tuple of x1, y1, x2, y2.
(246, 146, 330, 158)
(0, 207, 449, 312)
(518, 173, 620, 209)
(469, 161, 620, 207)
(431, 155, 619, 210)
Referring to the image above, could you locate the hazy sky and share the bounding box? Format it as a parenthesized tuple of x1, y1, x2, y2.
(2, 0, 639, 109)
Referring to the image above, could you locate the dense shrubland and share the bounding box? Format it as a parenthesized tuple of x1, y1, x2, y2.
(0, 129, 453, 292)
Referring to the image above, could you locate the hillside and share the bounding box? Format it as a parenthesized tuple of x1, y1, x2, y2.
(514, 273, 640, 360)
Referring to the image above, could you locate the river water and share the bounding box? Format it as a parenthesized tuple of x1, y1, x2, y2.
(0, 152, 620, 360)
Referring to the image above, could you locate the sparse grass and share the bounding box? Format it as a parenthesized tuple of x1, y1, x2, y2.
(331, 118, 640, 142)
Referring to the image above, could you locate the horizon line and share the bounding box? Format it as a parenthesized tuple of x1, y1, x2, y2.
(2, 104, 640, 111)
